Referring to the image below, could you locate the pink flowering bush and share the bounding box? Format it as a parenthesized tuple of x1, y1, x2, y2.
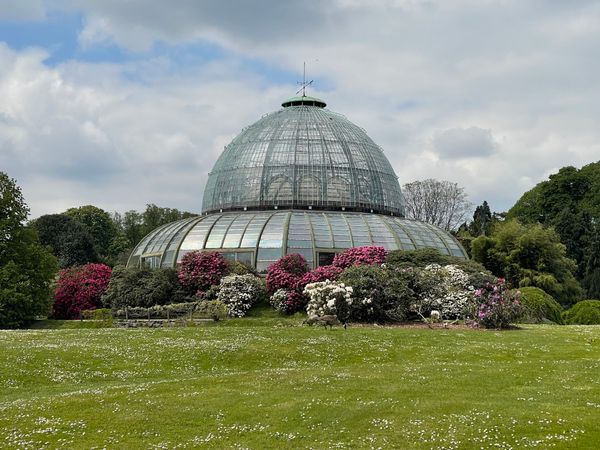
(298, 265, 343, 287)
(52, 263, 112, 319)
(265, 253, 308, 293)
(473, 278, 523, 329)
(333, 246, 388, 269)
(178, 251, 230, 296)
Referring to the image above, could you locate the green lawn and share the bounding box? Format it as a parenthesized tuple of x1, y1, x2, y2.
(1, 320, 599, 449)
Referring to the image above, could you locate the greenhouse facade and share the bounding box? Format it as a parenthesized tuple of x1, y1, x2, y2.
(128, 95, 467, 271)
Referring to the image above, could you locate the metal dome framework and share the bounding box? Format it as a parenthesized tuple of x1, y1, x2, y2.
(201, 99, 405, 216)
(128, 211, 467, 273)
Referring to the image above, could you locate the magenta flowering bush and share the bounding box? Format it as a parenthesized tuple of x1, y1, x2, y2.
(178, 251, 230, 296)
(332, 246, 388, 269)
(265, 253, 308, 293)
(298, 265, 343, 287)
(53, 263, 112, 319)
(474, 278, 523, 329)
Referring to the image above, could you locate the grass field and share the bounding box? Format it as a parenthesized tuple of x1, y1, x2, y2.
(1, 318, 599, 449)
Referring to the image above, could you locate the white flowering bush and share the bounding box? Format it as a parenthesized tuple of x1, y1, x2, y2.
(217, 274, 266, 317)
(411, 264, 476, 320)
(303, 280, 353, 319)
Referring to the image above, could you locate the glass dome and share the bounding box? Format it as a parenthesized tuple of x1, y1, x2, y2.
(127, 95, 468, 271)
(128, 211, 467, 272)
(202, 97, 405, 216)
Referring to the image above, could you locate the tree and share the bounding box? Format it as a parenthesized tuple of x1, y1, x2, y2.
(471, 219, 583, 306)
(65, 205, 118, 259)
(0, 172, 58, 328)
(32, 214, 98, 268)
(508, 162, 600, 284)
(583, 230, 600, 299)
(469, 201, 493, 237)
(402, 179, 472, 231)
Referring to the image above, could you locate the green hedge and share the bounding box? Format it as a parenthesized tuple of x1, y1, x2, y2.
(562, 300, 600, 325)
(516, 287, 563, 324)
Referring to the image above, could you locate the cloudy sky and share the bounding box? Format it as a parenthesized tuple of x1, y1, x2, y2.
(1, 0, 599, 219)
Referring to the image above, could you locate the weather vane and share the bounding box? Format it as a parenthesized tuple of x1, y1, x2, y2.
(296, 62, 313, 97)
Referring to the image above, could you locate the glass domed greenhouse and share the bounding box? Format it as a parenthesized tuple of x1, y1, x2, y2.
(127, 95, 467, 272)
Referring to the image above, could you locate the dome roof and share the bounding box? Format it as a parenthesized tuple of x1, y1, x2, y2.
(201, 97, 405, 216)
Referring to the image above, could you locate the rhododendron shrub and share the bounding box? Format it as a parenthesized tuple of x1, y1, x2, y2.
(304, 280, 353, 320)
(52, 263, 112, 319)
(411, 264, 477, 320)
(270, 289, 307, 314)
(298, 265, 342, 286)
(333, 246, 388, 269)
(178, 251, 230, 296)
(265, 253, 308, 293)
(217, 274, 266, 317)
(473, 279, 523, 329)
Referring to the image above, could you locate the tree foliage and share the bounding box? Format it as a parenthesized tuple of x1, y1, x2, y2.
(0, 173, 58, 328)
(402, 179, 472, 231)
(65, 205, 118, 259)
(508, 162, 600, 297)
(471, 220, 583, 306)
(32, 214, 98, 268)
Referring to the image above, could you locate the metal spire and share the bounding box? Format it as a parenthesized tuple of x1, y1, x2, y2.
(296, 61, 313, 97)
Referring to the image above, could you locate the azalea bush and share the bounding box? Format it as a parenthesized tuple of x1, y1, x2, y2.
(53, 263, 112, 319)
(333, 246, 388, 269)
(217, 274, 266, 317)
(178, 251, 230, 296)
(265, 253, 308, 293)
(473, 279, 523, 329)
(304, 280, 353, 320)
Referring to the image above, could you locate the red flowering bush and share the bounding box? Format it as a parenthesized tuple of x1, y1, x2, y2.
(52, 263, 112, 319)
(266, 253, 308, 293)
(333, 246, 388, 269)
(178, 251, 230, 296)
(473, 278, 523, 329)
(298, 265, 343, 287)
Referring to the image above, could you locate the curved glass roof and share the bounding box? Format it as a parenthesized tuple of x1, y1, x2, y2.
(128, 211, 467, 272)
(202, 99, 405, 216)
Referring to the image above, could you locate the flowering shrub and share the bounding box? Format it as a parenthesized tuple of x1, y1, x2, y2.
(178, 251, 230, 296)
(217, 274, 266, 317)
(53, 263, 112, 319)
(304, 280, 353, 320)
(339, 264, 415, 322)
(270, 289, 307, 315)
(473, 279, 523, 329)
(298, 265, 342, 286)
(333, 246, 388, 269)
(265, 254, 308, 293)
(411, 264, 477, 320)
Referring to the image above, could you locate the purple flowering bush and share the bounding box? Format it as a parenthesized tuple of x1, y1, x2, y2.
(474, 279, 523, 329)
(332, 246, 388, 269)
